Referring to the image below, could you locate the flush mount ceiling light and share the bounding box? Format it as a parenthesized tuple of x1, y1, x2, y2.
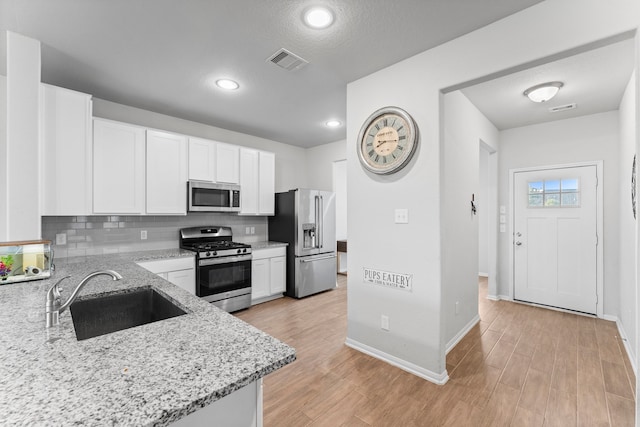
(325, 120, 341, 128)
(523, 81, 564, 103)
(215, 79, 239, 90)
(304, 7, 334, 29)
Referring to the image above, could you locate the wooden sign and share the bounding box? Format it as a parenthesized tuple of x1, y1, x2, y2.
(363, 267, 412, 292)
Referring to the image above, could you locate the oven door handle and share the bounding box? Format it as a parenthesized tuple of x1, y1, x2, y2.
(199, 255, 252, 266)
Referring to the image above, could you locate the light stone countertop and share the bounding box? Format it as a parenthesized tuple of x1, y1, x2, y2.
(0, 250, 296, 426)
(250, 241, 288, 250)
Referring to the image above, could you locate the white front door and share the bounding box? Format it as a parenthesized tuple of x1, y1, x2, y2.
(514, 165, 598, 314)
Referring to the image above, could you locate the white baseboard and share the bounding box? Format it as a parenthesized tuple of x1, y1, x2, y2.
(603, 314, 637, 376)
(446, 314, 480, 354)
(487, 294, 512, 301)
(345, 338, 449, 385)
(478, 272, 489, 277)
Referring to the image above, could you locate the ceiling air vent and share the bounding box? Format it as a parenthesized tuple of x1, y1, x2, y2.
(548, 103, 577, 113)
(267, 48, 308, 71)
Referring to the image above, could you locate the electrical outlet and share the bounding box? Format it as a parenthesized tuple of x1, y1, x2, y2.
(245, 227, 251, 234)
(140, 230, 147, 240)
(394, 209, 409, 224)
(250, 226, 255, 234)
(55, 233, 67, 246)
(381, 315, 390, 331)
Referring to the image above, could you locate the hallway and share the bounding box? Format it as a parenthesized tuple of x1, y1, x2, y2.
(236, 277, 636, 426)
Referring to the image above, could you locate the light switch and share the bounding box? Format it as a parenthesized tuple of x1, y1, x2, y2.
(394, 209, 409, 224)
(499, 215, 506, 224)
(500, 205, 506, 214)
(500, 224, 506, 233)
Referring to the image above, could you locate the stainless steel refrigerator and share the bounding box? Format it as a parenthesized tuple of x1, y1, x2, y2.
(268, 189, 337, 298)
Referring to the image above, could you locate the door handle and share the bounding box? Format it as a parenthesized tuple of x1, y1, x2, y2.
(515, 241, 522, 246)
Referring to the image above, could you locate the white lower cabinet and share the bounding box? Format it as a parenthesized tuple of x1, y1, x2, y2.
(251, 246, 286, 304)
(170, 379, 262, 427)
(136, 257, 196, 295)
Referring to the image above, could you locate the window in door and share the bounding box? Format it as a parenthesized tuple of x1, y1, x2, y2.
(528, 178, 580, 208)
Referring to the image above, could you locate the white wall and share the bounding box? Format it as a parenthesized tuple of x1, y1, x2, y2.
(305, 139, 347, 191)
(443, 91, 499, 349)
(498, 112, 620, 316)
(5, 32, 41, 241)
(93, 98, 308, 192)
(0, 75, 6, 240)
(478, 148, 489, 276)
(346, 0, 639, 381)
(619, 72, 637, 369)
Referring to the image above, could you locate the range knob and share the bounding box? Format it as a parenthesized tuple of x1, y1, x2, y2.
(205, 251, 211, 257)
(212, 251, 217, 256)
(243, 248, 247, 253)
(236, 249, 242, 254)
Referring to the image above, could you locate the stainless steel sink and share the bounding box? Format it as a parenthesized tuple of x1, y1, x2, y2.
(70, 287, 186, 340)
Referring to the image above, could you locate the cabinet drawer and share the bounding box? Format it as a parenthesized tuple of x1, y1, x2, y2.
(251, 246, 286, 260)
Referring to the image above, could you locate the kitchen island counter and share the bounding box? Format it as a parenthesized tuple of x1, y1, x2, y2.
(0, 251, 296, 426)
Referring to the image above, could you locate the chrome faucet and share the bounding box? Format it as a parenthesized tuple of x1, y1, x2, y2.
(45, 270, 123, 328)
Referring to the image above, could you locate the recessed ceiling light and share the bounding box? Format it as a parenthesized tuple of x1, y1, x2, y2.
(523, 81, 563, 103)
(325, 120, 341, 128)
(216, 79, 239, 90)
(304, 7, 334, 29)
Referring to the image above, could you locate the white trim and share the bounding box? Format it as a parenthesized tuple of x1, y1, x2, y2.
(478, 272, 489, 277)
(603, 315, 637, 375)
(508, 161, 604, 318)
(345, 338, 449, 385)
(487, 294, 512, 301)
(446, 314, 480, 354)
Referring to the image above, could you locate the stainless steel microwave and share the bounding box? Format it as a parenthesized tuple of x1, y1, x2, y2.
(187, 181, 241, 212)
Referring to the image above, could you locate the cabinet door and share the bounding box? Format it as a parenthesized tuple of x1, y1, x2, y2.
(240, 148, 259, 215)
(146, 130, 188, 214)
(269, 256, 286, 294)
(216, 142, 240, 184)
(167, 269, 196, 295)
(188, 137, 216, 181)
(40, 84, 93, 215)
(251, 258, 270, 301)
(258, 151, 275, 215)
(93, 119, 146, 214)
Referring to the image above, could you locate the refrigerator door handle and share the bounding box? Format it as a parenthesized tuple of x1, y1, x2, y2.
(315, 195, 320, 249)
(318, 195, 323, 249)
(300, 254, 337, 263)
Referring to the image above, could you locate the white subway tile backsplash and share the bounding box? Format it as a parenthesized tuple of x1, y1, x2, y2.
(42, 214, 269, 258)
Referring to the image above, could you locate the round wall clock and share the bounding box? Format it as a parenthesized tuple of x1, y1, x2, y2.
(357, 106, 419, 175)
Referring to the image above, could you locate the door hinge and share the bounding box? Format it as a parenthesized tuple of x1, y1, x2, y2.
(595, 233, 599, 246)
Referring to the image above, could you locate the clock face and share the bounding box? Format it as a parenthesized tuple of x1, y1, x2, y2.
(357, 107, 418, 175)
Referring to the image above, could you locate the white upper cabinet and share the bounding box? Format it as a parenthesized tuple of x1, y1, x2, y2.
(40, 84, 93, 215)
(239, 148, 275, 216)
(258, 151, 275, 215)
(93, 118, 146, 214)
(146, 130, 188, 215)
(216, 142, 240, 184)
(188, 137, 216, 182)
(188, 138, 240, 184)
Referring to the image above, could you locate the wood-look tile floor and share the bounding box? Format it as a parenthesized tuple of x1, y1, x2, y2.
(235, 276, 636, 426)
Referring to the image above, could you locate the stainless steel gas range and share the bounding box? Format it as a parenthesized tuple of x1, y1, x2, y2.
(179, 226, 252, 312)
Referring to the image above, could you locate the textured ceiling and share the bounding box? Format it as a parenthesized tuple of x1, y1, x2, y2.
(0, 0, 546, 147)
(460, 37, 635, 130)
